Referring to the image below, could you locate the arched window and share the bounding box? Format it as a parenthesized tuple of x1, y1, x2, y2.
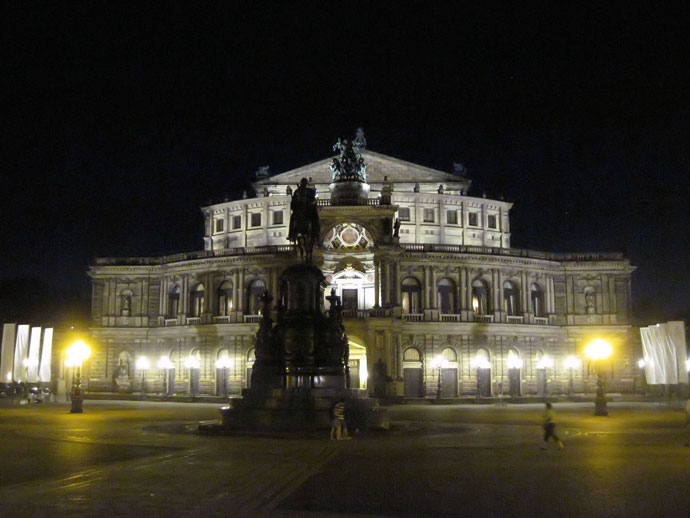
(530, 283, 544, 317)
(120, 289, 133, 316)
(437, 278, 457, 314)
(507, 348, 522, 369)
(441, 347, 457, 362)
(503, 281, 519, 316)
(403, 347, 422, 362)
(471, 279, 489, 315)
(401, 277, 422, 314)
(189, 284, 205, 317)
(584, 286, 596, 315)
(217, 281, 233, 316)
(246, 279, 266, 315)
(472, 347, 491, 369)
(168, 285, 181, 318)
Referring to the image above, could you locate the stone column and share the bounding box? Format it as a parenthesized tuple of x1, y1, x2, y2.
(384, 261, 391, 305)
(422, 266, 429, 309)
(458, 267, 465, 311)
(272, 266, 279, 302)
(430, 267, 437, 309)
(232, 270, 239, 312)
(395, 261, 401, 306)
(238, 269, 245, 312)
(374, 260, 381, 308)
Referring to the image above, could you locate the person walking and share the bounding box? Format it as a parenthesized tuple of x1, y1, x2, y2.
(541, 402, 564, 450)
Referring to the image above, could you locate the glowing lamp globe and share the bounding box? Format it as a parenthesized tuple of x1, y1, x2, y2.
(585, 339, 612, 361)
(66, 340, 91, 366)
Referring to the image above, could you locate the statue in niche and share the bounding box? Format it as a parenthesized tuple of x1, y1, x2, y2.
(117, 358, 130, 378)
(393, 218, 401, 238)
(288, 178, 320, 263)
(121, 294, 131, 316)
(585, 288, 596, 314)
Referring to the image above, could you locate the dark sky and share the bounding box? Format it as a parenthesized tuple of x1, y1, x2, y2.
(3, 3, 689, 324)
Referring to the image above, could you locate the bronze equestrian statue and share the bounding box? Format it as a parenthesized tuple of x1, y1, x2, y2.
(287, 178, 320, 263)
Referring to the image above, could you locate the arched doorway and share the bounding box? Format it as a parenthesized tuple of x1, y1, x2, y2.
(215, 348, 232, 396)
(185, 348, 201, 396)
(403, 347, 424, 397)
(347, 339, 368, 389)
(440, 347, 458, 397)
(246, 348, 255, 388)
(472, 348, 491, 397)
(507, 348, 523, 397)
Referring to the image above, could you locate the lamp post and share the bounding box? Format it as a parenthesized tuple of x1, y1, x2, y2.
(136, 356, 150, 393)
(564, 355, 581, 397)
(215, 356, 232, 397)
(65, 340, 91, 413)
(430, 355, 449, 400)
(585, 338, 613, 416)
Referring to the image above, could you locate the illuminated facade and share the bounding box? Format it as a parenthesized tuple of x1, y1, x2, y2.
(88, 139, 636, 399)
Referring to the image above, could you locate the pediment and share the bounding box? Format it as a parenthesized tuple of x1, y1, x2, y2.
(253, 150, 468, 188)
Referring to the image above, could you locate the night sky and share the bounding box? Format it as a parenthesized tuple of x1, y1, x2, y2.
(3, 3, 689, 324)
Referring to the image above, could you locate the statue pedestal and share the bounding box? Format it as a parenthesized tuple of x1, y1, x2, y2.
(115, 376, 132, 392)
(219, 388, 389, 432)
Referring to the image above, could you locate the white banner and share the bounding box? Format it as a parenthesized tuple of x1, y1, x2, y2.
(13, 325, 30, 382)
(39, 328, 53, 382)
(640, 321, 688, 385)
(27, 327, 41, 383)
(1, 324, 16, 383)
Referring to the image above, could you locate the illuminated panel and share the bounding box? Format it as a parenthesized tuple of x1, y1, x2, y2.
(26, 327, 42, 382)
(13, 325, 30, 382)
(39, 328, 53, 382)
(0, 324, 17, 382)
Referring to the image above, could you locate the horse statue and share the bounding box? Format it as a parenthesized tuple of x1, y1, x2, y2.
(287, 178, 320, 263)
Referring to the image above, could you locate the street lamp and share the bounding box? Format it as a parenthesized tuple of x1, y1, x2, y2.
(65, 340, 91, 413)
(215, 355, 233, 397)
(136, 356, 150, 393)
(564, 355, 581, 396)
(584, 338, 613, 416)
(430, 355, 449, 400)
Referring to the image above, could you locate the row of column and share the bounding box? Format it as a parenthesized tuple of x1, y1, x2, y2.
(373, 259, 556, 314)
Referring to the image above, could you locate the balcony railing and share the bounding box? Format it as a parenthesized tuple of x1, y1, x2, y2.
(186, 317, 201, 325)
(95, 242, 625, 268)
(402, 313, 424, 322)
(243, 315, 263, 324)
(400, 244, 624, 262)
(440, 314, 461, 322)
(164, 318, 178, 326)
(507, 315, 524, 324)
(475, 314, 494, 323)
(534, 317, 549, 325)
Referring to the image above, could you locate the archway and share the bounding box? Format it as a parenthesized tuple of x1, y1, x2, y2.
(347, 339, 368, 389)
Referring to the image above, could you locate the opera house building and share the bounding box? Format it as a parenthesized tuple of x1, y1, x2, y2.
(87, 134, 636, 399)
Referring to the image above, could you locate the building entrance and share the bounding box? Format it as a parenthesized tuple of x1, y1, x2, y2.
(348, 340, 367, 389)
(342, 289, 358, 311)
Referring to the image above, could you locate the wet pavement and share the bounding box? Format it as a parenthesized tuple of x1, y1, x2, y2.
(0, 399, 688, 517)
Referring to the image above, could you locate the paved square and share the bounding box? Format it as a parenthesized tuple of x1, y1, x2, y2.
(0, 400, 688, 517)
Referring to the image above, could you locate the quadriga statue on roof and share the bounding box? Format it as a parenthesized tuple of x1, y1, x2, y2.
(288, 178, 320, 263)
